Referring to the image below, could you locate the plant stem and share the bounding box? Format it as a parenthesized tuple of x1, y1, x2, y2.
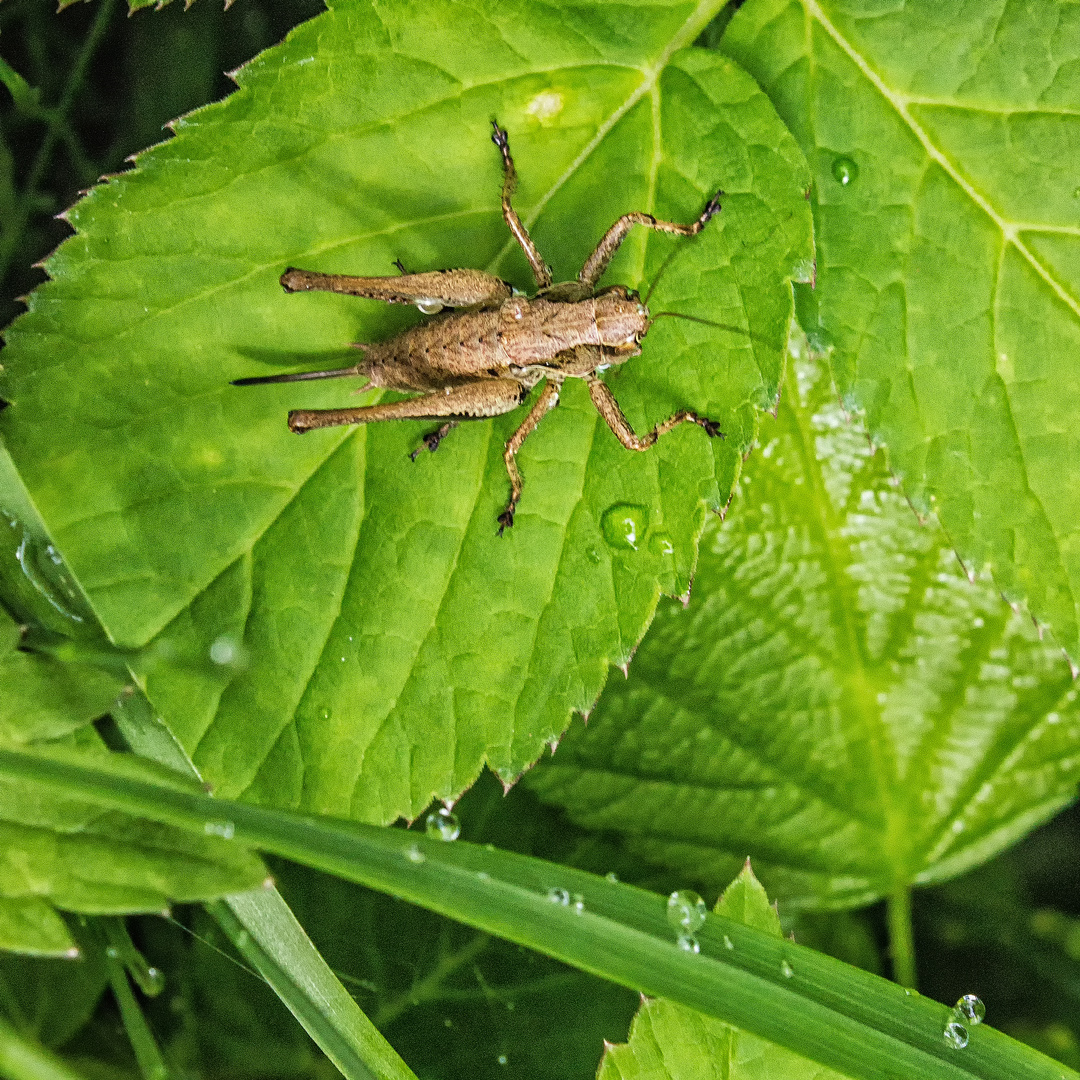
(104, 942, 170, 1080)
(887, 886, 917, 989)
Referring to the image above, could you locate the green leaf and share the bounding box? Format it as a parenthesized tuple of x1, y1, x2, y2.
(721, 0, 1080, 663)
(0, 651, 124, 746)
(2, 747, 1074, 1080)
(0, 0, 812, 824)
(525, 348, 1080, 908)
(0, 733, 267, 941)
(598, 863, 848, 1080)
(0, 946, 107, 1046)
(0, 898, 77, 958)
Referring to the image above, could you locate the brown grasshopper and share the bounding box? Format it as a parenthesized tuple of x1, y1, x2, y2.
(235, 122, 725, 532)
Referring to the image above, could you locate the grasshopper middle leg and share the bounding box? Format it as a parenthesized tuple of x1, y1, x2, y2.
(585, 375, 723, 450)
(498, 378, 561, 534)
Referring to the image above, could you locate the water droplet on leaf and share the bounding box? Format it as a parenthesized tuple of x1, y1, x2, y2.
(648, 532, 674, 556)
(416, 298, 443, 314)
(667, 890, 707, 934)
(8, 516, 85, 622)
(547, 887, 570, 905)
(572, 893, 585, 914)
(601, 504, 646, 550)
(204, 820, 235, 839)
(406, 843, 426, 864)
(832, 156, 858, 185)
(953, 994, 985, 1025)
(781, 959, 794, 978)
(209, 635, 243, 667)
(676, 933, 700, 953)
(723, 935, 734, 950)
(944, 1021, 969, 1049)
(425, 807, 460, 841)
(143, 967, 166, 997)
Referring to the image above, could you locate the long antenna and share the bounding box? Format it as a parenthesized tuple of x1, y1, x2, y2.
(232, 365, 364, 387)
(648, 311, 784, 351)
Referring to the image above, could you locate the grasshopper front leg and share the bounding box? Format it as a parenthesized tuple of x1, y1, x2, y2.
(585, 374, 723, 449)
(281, 266, 512, 309)
(490, 121, 553, 290)
(577, 192, 723, 290)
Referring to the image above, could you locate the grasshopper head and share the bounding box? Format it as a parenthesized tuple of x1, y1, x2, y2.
(594, 286, 649, 353)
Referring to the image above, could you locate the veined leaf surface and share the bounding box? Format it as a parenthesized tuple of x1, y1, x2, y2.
(723, 0, 1080, 661)
(527, 351, 1080, 907)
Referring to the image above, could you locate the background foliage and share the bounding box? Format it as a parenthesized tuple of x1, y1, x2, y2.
(1, 1, 1080, 1078)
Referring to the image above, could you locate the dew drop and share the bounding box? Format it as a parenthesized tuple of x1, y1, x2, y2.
(1074, 185, 1080, 199)
(586, 547, 602, 565)
(943, 1021, 969, 1049)
(667, 890, 707, 934)
(781, 959, 794, 978)
(477, 871, 490, 881)
(832, 156, 858, 185)
(648, 532, 674, 557)
(601, 504, 647, 551)
(319, 706, 332, 722)
(209, 634, 243, 667)
(572, 893, 585, 914)
(406, 843, 426, 864)
(204, 820, 235, 839)
(497, 1055, 508, 1066)
(416, 298, 443, 314)
(605, 872, 619, 884)
(676, 933, 700, 953)
(547, 887, 570, 905)
(953, 994, 985, 1025)
(143, 966, 166, 997)
(9, 518, 85, 622)
(425, 807, 461, 841)
(723, 935, 734, 950)
(106, 946, 120, 960)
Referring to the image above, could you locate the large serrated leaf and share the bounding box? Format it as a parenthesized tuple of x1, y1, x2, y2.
(721, 0, 1080, 663)
(0, 0, 812, 823)
(598, 864, 849, 1080)
(526, 350, 1080, 908)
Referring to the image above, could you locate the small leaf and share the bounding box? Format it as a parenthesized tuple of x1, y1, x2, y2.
(0, 58, 45, 120)
(526, 350, 1080, 906)
(722, 0, 1080, 662)
(598, 865, 848, 1080)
